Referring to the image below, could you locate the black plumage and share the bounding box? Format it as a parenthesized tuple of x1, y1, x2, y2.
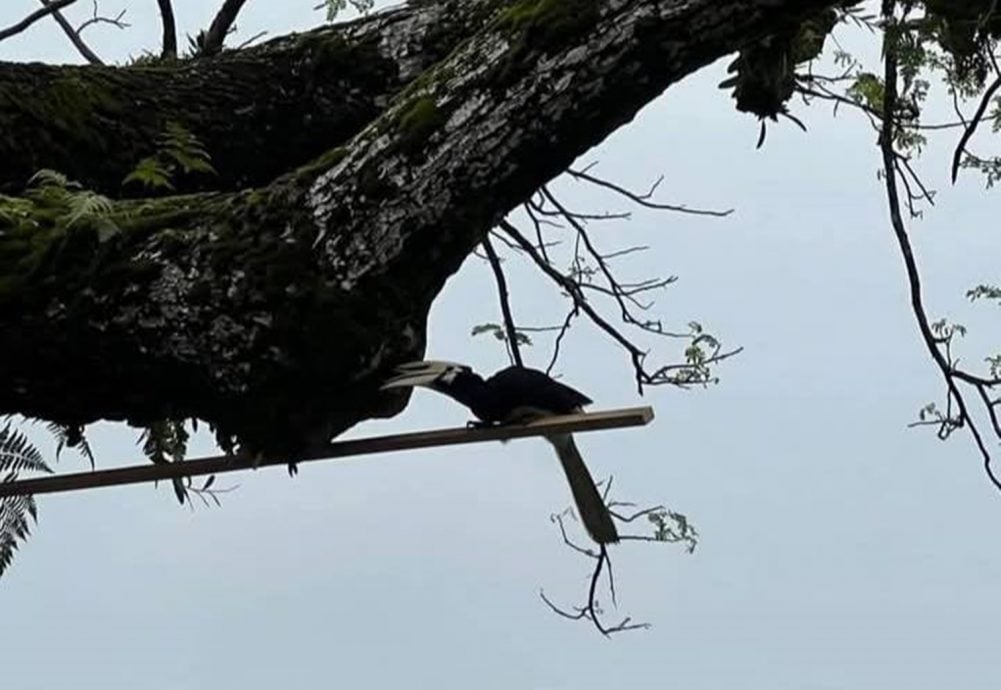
(437, 366, 589, 421)
(382, 361, 618, 544)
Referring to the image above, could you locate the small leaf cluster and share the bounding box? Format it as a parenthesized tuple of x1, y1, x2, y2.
(140, 419, 192, 505)
(647, 509, 698, 554)
(672, 322, 724, 387)
(472, 322, 533, 346)
(123, 121, 216, 191)
(2, 170, 122, 243)
(320, 0, 375, 22)
(46, 422, 96, 469)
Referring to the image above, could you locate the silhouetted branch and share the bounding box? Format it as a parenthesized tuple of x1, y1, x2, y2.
(523, 201, 555, 262)
(500, 219, 650, 391)
(156, 0, 177, 59)
(950, 73, 1001, 183)
(543, 185, 683, 328)
(38, 0, 102, 64)
(200, 0, 248, 55)
(235, 30, 268, 49)
(481, 235, 523, 368)
(540, 478, 697, 636)
(182, 474, 239, 510)
(545, 308, 578, 376)
(499, 219, 740, 391)
(879, 5, 1001, 492)
(0, 0, 79, 42)
(541, 512, 650, 636)
(75, 1, 127, 34)
(567, 168, 734, 217)
(797, 80, 964, 132)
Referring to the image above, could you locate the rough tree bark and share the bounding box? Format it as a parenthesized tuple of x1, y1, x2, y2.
(0, 0, 834, 458)
(0, 2, 487, 195)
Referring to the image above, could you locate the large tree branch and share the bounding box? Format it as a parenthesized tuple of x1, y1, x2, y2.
(0, 0, 835, 456)
(0, 1, 480, 194)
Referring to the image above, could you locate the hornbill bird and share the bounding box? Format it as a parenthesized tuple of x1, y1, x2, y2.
(381, 361, 619, 544)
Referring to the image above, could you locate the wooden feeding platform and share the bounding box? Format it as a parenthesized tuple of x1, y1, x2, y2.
(0, 406, 654, 498)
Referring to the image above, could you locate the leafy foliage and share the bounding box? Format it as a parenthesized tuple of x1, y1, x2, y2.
(137, 418, 234, 508)
(19, 170, 121, 243)
(140, 419, 191, 505)
(0, 492, 39, 578)
(0, 423, 51, 578)
(968, 284, 1001, 303)
(719, 5, 841, 121)
(46, 422, 96, 470)
(647, 509, 699, 553)
(123, 121, 216, 191)
(0, 423, 50, 475)
(472, 322, 533, 346)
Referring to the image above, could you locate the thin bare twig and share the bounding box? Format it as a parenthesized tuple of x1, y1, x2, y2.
(541, 479, 697, 636)
(500, 219, 650, 391)
(567, 168, 733, 217)
(499, 219, 740, 391)
(38, 0, 102, 64)
(545, 308, 578, 376)
(75, 2, 127, 34)
(527, 196, 632, 221)
(552, 195, 678, 311)
(541, 512, 650, 636)
(235, 30, 268, 50)
(523, 201, 554, 262)
(481, 235, 523, 367)
(537, 182, 700, 334)
(183, 475, 239, 510)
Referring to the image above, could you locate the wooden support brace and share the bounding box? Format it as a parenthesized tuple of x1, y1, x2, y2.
(0, 406, 654, 498)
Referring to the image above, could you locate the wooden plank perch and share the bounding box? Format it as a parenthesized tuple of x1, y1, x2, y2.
(0, 406, 654, 498)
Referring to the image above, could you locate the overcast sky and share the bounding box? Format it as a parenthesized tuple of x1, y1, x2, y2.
(3, 2, 1001, 689)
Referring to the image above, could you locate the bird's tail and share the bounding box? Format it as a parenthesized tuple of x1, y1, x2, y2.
(546, 433, 619, 544)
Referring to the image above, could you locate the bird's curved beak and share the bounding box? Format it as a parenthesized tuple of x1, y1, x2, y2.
(380, 360, 462, 390)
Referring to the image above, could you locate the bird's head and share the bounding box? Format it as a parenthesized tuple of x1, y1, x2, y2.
(380, 360, 473, 391)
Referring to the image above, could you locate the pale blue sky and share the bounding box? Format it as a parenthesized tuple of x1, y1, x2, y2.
(3, 2, 1000, 689)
